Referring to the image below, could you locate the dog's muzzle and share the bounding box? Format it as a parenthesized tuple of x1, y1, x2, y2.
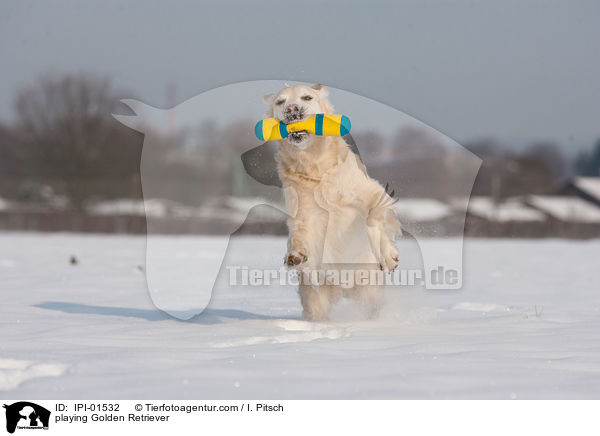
(287, 130, 309, 143)
(283, 103, 307, 124)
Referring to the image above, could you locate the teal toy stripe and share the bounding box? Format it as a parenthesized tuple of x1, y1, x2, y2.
(340, 115, 351, 136)
(279, 120, 288, 139)
(254, 120, 264, 141)
(315, 114, 324, 136)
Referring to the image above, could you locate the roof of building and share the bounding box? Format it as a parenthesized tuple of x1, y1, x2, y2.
(395, 198, 453, 222)
(464, 197, 545, 222)
(527, 195, 600, 223)
(573, 177, 600, 201)
(452, 197, 545, 222)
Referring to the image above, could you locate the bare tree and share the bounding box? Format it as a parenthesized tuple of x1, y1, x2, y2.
(352, 130, 386, 161)
(526, 141, 570, 182)
(391, 125, 446, 159)
(0, 122, 21, 199)
(13, 74, 141, 208)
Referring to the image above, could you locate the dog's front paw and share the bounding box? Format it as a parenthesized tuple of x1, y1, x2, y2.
(284, 250, 308, 267)
(380, 246, 399, 272)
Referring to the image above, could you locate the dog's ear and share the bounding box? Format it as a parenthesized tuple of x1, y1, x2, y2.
(312, 84, 334, 112)
(263, 93, 275, 117)
(311, 83, 329, 99)
(263, 93, 275, 105)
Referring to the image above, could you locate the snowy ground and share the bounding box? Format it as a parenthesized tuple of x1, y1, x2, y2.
(1, 232, 599, 399)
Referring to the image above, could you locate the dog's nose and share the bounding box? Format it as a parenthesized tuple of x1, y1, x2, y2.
(284, 104, 300, 115)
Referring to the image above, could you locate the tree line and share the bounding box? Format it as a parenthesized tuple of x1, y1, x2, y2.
(0, 74, 597, 211)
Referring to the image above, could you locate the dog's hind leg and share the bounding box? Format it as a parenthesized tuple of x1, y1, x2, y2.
(359, 284, 383, 319)
(298, 284, 334, 321)
(344, 283, 383, 319)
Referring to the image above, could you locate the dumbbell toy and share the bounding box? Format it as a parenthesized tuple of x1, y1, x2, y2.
(255, 114, 351, 142)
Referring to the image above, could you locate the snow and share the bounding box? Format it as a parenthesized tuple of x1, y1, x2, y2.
(87, 198, 172, 217)
(394, 198, 452, 221)
(226, 197, 285, 222)
(1, 232, 599, 399)
(87, 197, 284, 222)
(465, 197, 545, 222)
(0, 358, 68, 391)
(527, 195, 600, 222)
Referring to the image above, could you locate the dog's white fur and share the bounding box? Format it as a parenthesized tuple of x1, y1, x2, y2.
(264, 84, 401, 321)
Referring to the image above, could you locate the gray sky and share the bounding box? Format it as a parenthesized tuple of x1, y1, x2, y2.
(0, 0, 598, 154)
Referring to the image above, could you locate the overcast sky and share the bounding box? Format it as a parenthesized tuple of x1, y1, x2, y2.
(0, 0, 598, 154)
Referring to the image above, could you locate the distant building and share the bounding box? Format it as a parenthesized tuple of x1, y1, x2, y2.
(525, 195, 600, 223)
(558, 177, 600, 207)
(459, 196, 545, 223)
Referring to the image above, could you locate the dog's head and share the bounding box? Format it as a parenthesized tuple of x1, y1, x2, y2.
(263, 84, 334, 148)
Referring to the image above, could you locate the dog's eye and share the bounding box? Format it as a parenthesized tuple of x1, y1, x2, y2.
(301, 95, 313, 101)
(275, 99, 285, 106)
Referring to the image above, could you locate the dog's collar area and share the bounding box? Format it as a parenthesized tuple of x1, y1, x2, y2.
(280, 145, 353, 185)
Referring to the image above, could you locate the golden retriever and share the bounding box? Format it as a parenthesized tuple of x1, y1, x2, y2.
(263, 84, 400, 321)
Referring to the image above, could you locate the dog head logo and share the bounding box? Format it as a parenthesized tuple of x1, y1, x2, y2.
(114, 80, 481, 320)
(3, 402, 50, 434)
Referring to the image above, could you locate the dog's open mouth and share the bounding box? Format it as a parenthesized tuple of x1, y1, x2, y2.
(287, 130, 309, 143)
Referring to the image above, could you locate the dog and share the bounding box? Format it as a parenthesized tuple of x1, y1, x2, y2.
(263, 83, 401, 321)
